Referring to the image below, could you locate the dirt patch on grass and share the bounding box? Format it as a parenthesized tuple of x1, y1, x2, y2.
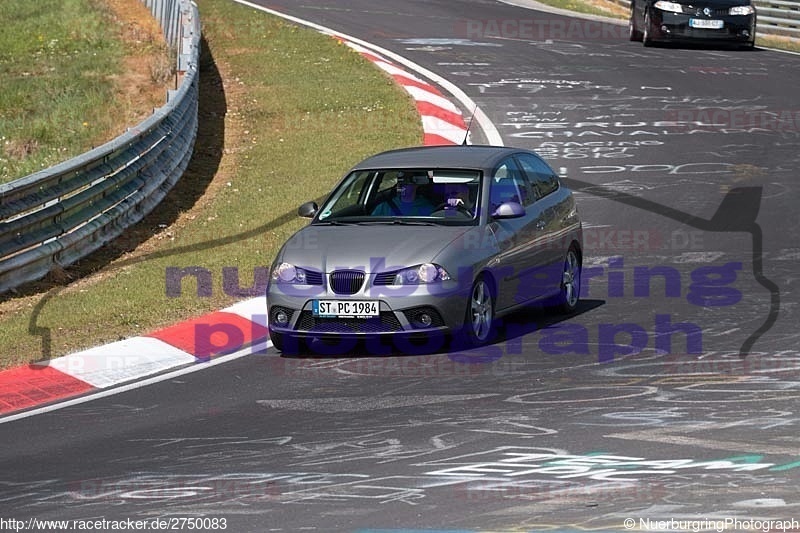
(0, 3, 242, 319)
(587, 0, 629, 18)
(103, 0, 175, 132)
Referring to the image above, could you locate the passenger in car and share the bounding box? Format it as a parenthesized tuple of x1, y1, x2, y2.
(371, 181, 435, 216)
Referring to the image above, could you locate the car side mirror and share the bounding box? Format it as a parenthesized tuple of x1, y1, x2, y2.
(492, 201, 525, 219)
(298, 201, 318, 218)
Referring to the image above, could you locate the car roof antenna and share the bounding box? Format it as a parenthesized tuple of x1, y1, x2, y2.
(461, 105, 478, 146)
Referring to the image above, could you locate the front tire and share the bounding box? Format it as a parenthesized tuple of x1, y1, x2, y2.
(269, 331, 309, 355)
(642, 10, 655, 46)
(464, 276, 495, 347)
(269, 330, 285, 352)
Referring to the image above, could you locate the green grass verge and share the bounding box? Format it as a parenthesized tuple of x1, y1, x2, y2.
(534, 0, 629, 19)
(0, 0, 127, 183)
(757, 34, 800, 53)
(0, 0, 420, 368)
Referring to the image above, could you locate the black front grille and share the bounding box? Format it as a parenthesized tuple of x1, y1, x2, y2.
(681, 5, 729, 16)
(304, 270, 324, 285)
(330, 270, 365, 294)
(296, 311, 403, 333)
(373, 271, 398, 286)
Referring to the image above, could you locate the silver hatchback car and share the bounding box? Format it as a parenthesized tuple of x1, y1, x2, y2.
(266, 145, 583, 354)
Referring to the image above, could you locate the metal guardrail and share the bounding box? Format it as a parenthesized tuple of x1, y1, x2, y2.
(0, 0, 200, 293)
(756, 0, 800, 38)
(610, 0, 800, 39)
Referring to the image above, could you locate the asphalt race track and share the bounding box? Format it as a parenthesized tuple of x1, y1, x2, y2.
(1, 0, 799, 531)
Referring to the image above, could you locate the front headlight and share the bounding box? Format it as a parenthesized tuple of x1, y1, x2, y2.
(393, 263, 451, 285)
(653, 0, 684, 12)
(729, 5, 755, 15)
(271, 262, 308, 284)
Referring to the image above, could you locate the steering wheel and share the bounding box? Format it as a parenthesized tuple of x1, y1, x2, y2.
(432, 202, 473, 217)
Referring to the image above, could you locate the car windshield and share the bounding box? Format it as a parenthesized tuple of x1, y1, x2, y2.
(314, 168, 482, 225)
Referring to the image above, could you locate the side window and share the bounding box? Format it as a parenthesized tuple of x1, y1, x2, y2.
(516, 154, 559, 200)
(340, 171, 372, 209)
(490, 158, 534, 209)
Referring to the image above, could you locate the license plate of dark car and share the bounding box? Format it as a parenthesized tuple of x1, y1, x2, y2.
(313, 300, 379, 318)
(689, 18, 724, 29)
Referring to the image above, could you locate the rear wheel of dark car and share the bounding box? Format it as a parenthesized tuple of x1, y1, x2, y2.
(629, 4, 643, 41)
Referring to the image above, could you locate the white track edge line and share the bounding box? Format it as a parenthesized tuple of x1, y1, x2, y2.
(1, 5, 510, 425)
(232, 0, 504, 146)
(0, 341, 271, 425)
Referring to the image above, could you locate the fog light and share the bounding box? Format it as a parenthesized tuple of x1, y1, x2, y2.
(275, 311, 289, 325)
(742, 29, 750, 37)
(418, 313, 432, 327)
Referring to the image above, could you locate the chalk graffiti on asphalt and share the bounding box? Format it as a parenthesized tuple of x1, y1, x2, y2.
(422, 448, 800, 482)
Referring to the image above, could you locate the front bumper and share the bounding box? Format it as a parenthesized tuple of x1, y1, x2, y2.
(266, 278, 472, 348)
(649, 10, 755, 43)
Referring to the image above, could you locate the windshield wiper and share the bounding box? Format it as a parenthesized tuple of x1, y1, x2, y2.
(313, 220, 359, 226)
(316, 219, 438, 226)
(385, 219, 437, 226)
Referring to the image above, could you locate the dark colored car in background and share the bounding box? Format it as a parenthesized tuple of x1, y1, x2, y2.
(266, 145, 583, 354)
(629, 0, 756, 48)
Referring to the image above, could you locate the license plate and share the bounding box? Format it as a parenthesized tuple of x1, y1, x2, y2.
(313, 300, 379, 318)
(690, 18, 724, 29)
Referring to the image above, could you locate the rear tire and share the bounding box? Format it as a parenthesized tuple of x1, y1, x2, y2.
(554, 246, 581, 314)
(629, 4, 643, 41)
